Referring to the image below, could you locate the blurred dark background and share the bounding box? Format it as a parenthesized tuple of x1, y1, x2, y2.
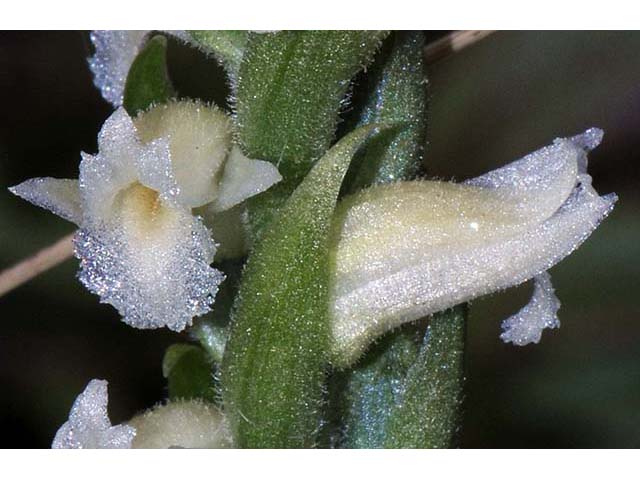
(0, 31, 638, 448)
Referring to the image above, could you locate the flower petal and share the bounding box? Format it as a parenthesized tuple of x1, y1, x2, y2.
(464, 129, 603, 224)
(134, 100, 233, 208)
(89, 30, 150, 107)
(52, 379, 135, 449)
(134, 135, 182, 205)
(79, 108, 140, 223)
(75, 183, 223, 331)
(9, 178, 82, 224)
(500, 271, 561, 346)
(212, 146, 283, 212)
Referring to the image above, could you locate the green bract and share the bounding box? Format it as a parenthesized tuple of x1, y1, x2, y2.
(123, 35, 174, 116)
(234, 30, 388, 241)
(188, 30, 248, 77)
(346, 31, 427, 191)
(383, 306, 466, 448)
(222, 124, 380, 448)
(163, 344, 218, 404)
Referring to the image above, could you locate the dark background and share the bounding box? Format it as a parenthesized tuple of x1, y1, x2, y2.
(1, 31, 638, 448)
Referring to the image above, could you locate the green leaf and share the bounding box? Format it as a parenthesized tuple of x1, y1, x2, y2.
(123, 35, 174, 116)
(383, 305, 467, 448)
(345, 31, 428, 192)
(162, 344, 218, 404)
(187, 30, 248, 77)
(235, 30, 388, 241)
(222, 124, 379, 448)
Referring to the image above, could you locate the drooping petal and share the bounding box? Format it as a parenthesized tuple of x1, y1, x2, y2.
(500, 271, 561, 346)
(329, 130, 617, 365)
(134, 100, 233, 208)
(89, 30, 150, 107)
(211, 146, 283, 212)
(9, 178, 82, 224)
(52, 379, 135, 449)
(75, 183, 224, 331)
(128, 400, 232, 449)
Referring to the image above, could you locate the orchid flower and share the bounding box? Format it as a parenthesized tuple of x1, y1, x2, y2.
(10, 100, 281, 331)
(329, 128, 617, 366)
(53, 379, 231, 449)
(52, 379, 135, 449)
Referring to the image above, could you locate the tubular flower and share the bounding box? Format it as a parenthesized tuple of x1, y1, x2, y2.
(52, 379, 135, 449)
(10, 101, 281, 331)
(329, 128, 617, 366)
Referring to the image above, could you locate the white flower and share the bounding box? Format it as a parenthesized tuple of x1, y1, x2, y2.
(10, 100, 281, 331)
(329, 128, 617, 366)
(52, 381, 231, 449)
(52, 379, 135, 449)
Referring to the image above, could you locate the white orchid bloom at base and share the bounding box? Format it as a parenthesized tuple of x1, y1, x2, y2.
(52, 381, 231, 449)
(52, 379, 135, 449)
(329, 128, 617, 366)
(10, 100, 281, 331)
(128, 400, 232, 449)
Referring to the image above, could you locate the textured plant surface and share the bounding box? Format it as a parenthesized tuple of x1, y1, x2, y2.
(6, 30, 617, 449)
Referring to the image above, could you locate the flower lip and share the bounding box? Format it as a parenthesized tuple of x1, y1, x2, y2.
(329, 128, 617, 366)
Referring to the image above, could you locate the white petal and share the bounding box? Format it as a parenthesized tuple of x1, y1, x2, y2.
(332, 177, 576, 295)
(79, 108, 140, 223)
(329, 131, 616, 366)
(75, 184, 224, 331)
(9, 178, 82, 224)
(134, 135, 182, 205)
(52, 379, 135, 449)
(128, 400, 232, 449)
(332, 131, 601, 292)
(464, 129, 602, 223)
(212, 146, 283, 212)
(134, 100, 232, 208)
(500, 272, 561, 346)
(88, 30, 149, 107)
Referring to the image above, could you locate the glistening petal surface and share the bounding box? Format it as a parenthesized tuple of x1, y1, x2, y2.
(329, 130, 616, 365)
(52, 379, 135, 449)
